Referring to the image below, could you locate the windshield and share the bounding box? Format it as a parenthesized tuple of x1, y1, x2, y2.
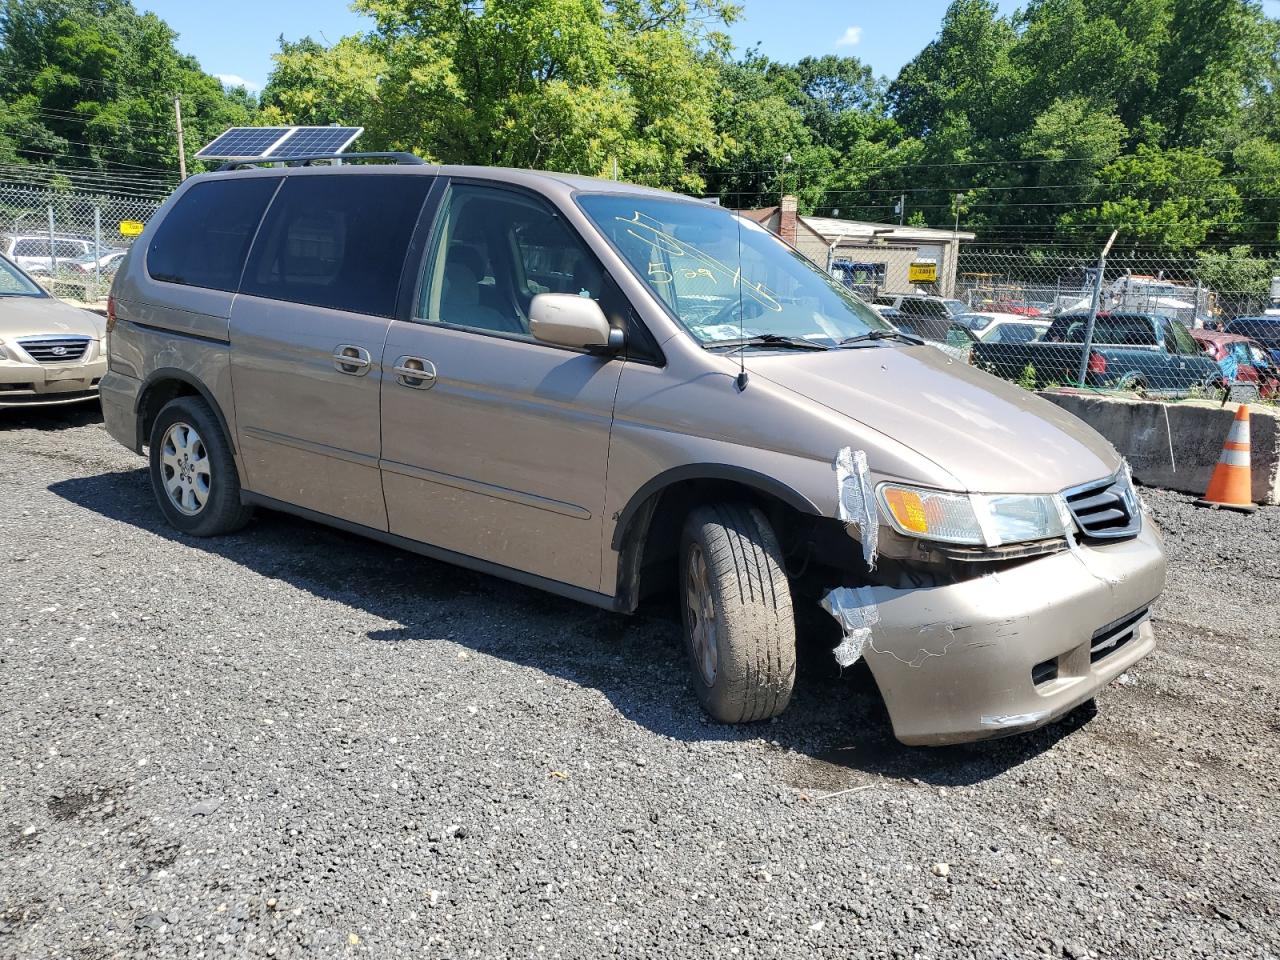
(576, 194, 891, 345)
(0, 256, 44, 297)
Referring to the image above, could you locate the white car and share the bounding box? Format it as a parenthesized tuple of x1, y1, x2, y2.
(956, 311, 1050, 344)
(3, 234, 96, 276)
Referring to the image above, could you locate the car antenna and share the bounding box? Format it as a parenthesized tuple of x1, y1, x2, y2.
(734, 210, 748, 391)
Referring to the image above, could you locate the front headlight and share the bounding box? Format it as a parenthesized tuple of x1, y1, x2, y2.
(878, 483, 1067, 547)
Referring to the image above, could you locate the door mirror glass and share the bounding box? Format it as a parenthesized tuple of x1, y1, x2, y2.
(529, 293, 614, 350)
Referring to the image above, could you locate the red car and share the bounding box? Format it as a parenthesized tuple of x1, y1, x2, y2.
(1190, 329, 1280, 399)
(996, 303, 1044, 317)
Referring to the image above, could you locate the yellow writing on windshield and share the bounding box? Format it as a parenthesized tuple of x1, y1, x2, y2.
(619, 211, 782, 313)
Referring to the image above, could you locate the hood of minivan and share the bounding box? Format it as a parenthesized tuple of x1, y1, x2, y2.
(751, 345, 1120, 493)
(0, 295, 105, 339)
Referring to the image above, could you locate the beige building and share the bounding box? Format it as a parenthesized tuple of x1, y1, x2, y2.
(736, 196, 975, 297)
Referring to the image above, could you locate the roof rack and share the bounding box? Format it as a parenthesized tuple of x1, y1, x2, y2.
(218, 152, 427, 171)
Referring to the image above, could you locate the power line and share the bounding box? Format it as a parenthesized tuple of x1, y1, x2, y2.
(23, 105, 190, 139)
(0, 118, 181, 165)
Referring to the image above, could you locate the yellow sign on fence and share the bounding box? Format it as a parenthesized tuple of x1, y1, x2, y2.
(119, 220, 144, 237)
(908, 260, 938, 284)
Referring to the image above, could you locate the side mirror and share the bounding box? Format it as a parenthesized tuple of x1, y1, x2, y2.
(529, 293, 622, 352)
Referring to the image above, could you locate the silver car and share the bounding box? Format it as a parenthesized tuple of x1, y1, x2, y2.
(0, 253, 108, 407)
(99, 158, 1166, 745)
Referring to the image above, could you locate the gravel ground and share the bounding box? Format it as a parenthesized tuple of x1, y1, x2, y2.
(2, 406, 1278, 960)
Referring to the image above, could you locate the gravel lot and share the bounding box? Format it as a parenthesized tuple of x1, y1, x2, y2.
(2, 406, 1278, 959)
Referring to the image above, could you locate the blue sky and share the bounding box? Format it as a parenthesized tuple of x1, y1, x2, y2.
(143, 0, 1280, 95)
(140, 0, 1027, 94)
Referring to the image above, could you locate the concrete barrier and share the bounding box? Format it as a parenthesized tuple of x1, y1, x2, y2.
(1038, 390, 1280, 506)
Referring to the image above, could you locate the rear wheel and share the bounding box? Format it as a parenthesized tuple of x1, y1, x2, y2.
(679, 503, 796, 723)
(148, 396, 252, 537)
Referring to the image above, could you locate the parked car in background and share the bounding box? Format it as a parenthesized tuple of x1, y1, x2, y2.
(872, 293, 968, 321)
(973, 312, 1222, 396)
(3, 234, 96, 276)
(987, 301, 1046, 317)
(0, 252, 107, 407)
(99, 158, 1165, 746)
(1226, 315, 1280, 366)
(955, 311, 1051, 344)
(891, 315, 978, 362)
(1190, 328, 1279, 400)
(71, 249, 127, 276)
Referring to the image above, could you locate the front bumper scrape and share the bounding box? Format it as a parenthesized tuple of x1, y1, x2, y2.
(829, 522, 1166, 746)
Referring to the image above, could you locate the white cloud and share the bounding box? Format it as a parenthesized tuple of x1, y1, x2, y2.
(215, 74, 262, 92)
(836, 25, 862, 47)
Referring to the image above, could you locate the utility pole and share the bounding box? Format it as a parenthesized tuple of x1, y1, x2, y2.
(174, 96, 187, 180)
(896, 194, 906, 225)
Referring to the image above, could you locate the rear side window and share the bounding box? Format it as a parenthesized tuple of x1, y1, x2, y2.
(148, 178, 278, 291)
(1053, 316, 1156, 345)
(242, 175, 433, 317)
(14, 238, 48, 257)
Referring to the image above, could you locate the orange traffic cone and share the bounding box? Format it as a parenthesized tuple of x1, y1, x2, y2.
(1195, 404, 1257, 513)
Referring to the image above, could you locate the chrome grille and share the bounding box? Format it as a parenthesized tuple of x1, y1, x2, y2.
(17, 336, 91, 363)
(1063, 472, 1141, 540)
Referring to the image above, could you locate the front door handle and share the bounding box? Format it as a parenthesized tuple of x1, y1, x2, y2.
(333, 344, 372, 376)
(393, 356, 437, 389)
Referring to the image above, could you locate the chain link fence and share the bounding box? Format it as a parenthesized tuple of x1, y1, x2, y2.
(816, 235, 1280, 403)
(1, 182, 163, 303)
(950, 246, 1280, 403)
(7, 174, 1280, 405)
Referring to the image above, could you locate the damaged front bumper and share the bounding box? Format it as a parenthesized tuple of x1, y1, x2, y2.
(827, 522, 1166, 746)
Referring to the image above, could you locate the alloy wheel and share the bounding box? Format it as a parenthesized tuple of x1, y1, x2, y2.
(160, 421, 211, 516)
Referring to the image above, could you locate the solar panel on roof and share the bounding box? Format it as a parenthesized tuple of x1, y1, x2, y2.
(194, 127, 292, 160)
(269, 127, 363, 158)
(194, 126, 364, 160)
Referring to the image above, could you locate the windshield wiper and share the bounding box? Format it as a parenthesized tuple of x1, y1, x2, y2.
(839, 329, 925, 347)
(706, 333, 831, 352)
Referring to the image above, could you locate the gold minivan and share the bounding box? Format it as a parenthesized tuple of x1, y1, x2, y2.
(100, 156, 1166, 745)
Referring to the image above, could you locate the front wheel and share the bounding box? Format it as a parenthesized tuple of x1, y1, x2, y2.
(679, 503, 796, 723)
(148, 396, 253, 537)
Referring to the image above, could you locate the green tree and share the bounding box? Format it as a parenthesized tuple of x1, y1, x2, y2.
(0, 0, 256, 174)
(298, 0, 739, 190)
(1060, 144, 1242, 249)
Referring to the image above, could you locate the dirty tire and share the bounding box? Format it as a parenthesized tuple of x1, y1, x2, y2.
(148, 396, 253, 537)
(679, 503, 796, 723)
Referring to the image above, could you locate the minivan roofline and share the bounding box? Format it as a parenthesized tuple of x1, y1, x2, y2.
(189, 160, 701, 203)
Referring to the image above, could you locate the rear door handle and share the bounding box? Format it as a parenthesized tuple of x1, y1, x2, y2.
(393, 356, 437, 389)
(332, 344, 372, 375)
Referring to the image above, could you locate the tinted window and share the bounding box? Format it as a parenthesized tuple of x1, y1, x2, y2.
(1053, 315, 1156, 345)
(14, 238, 48, 257)
(148, 178, 279, 291)
(243, 175, 431, 317)
(1227, 318, 1280, 347)
(418, 184, 604, 337)
(1164, 320, 1199, 355)
(53, 240, 86, 259)
(901, 298, 949, 320)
